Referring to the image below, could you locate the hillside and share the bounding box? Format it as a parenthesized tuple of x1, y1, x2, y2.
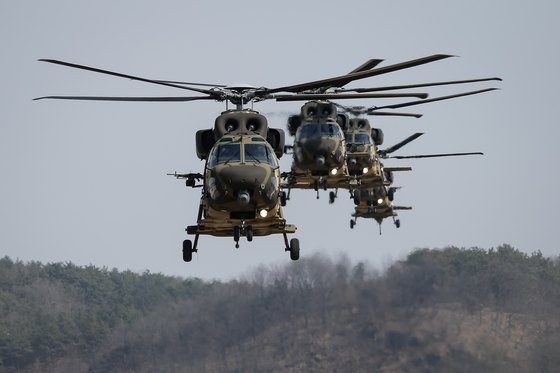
(1, 245, 559, 372)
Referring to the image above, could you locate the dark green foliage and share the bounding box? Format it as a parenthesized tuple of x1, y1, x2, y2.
(0, 246, 559, 372)
(395, 245, 560, 314)
(0, 256, 208, 370)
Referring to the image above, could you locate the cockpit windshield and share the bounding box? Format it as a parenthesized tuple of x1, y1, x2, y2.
(346, 133, 371, 144)
(321, 123, 343, 137)
(296, 122, 343, 140)
(245, 143, 275, 166)
(354, 134, 371, 144)
(209, 143, 241, 167)
(208, 142, 277, 168)
(296, 124, 318, 140)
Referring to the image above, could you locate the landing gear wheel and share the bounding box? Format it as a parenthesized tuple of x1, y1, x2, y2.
(280, 191, 287, 206)
(350, 219, 356, 229)
(183, 239, 193, 262)
(289, 238, 300, 261)
(233, 226, 240, 248)
(329, 191, 336, 204)
(353, 192, 361, 205)
(246, 226, 253, 242)
(395, 219, 401, 228)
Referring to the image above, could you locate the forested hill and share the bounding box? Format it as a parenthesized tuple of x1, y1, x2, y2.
(1, 245, 559, 372)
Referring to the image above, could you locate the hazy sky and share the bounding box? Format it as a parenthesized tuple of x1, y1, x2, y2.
(1, 0, 559, 280)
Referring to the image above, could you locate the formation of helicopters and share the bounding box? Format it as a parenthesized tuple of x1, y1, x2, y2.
(35, 54, 500, 262)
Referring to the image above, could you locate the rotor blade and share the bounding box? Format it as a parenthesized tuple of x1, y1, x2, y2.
(332, 103, 369, 116)
(371, 88, 499, 110)
(33, 95, 216, 102)
(316, 59, 385, 93)
(275, 92, 429, 102)
(348, 59, 384, 74)
(38, 59, 218, 96)
(383, 167, 412, 172)
(332, 102, 354, 111)
(380, 133, 424, 156)
(154, 80, 227, 88)
(388, 152, 483, 159)
(393, 206, 413, 210)
(340, 77, 502, 93)
(369, 112, 423, 118)
(267, 54, 454, 93)
(333, 103, 422, 118)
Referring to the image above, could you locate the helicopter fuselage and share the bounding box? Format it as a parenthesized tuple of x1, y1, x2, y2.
(345, 129, 383, 184)
(185, 113, 297, 250)
(354, 200, 397, 225)
(204, 134, 280, 220)
(292, 120, 346, 176)
(352, 186, 400, 225)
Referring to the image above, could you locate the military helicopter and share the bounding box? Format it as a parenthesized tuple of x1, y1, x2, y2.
(36, 55, 475, 261)
(324, 73, 502, 204)
(281, 100, 349, 200)
(351, 185, 411, 233)
(281, 100, 425, 202)
(280, 61, 434, 200)
(347, 131, 485, 232)
(279, 59, 500, 204)
(168, 108, 299, 261)
(34, 60, 302, 261)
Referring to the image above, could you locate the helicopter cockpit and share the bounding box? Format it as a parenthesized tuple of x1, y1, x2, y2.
(295, 122, 344, 141)
(346, 132, 374, 154)
(345, 133, 372, 145)
(207, 137, 278, 168)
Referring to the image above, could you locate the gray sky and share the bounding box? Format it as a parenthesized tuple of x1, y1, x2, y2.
(1, 0, 559, 280)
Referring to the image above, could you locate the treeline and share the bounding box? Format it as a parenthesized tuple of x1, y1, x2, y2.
(0, 259, 210, 371)
(1, 245, 559, 372)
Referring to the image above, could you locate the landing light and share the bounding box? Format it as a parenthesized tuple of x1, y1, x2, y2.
(330, 168, 338, 175)
(377, 198, 384, 205)
(259, 209, 268, 218)
(362, 167, 369, 174)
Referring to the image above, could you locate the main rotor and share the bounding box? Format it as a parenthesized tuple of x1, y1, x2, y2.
(35, 55, 501, 111)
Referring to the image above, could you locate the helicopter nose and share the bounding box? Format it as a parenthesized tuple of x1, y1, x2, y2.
(302, 137, 322, 153)
(219, 165, 267, 191)
(303, 138, 337, 154)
